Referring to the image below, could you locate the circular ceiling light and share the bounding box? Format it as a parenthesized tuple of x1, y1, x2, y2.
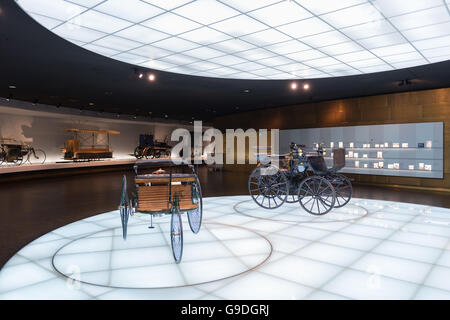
(16, 0, 450, 80)
(148, 73, 155, 81)
(303, 83, 310, 90)
(290, 82, 298, 90)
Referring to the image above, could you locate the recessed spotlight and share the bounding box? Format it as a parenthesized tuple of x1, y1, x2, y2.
(148, 74, 155, 81)
(164, 114, 168, 119)
(89, 102, 95, 106)
(138, 73, 144, 79)
(290, 82, 298, 90)
(243, 89, 250, 93)
(8, 85, 16, 89)
(303, 83, 310, 90)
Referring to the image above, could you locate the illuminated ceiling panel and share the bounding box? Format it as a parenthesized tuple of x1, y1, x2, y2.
(16, 0, 450, 79)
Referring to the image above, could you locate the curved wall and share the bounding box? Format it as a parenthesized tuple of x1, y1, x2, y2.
(214, 87, 450, 191)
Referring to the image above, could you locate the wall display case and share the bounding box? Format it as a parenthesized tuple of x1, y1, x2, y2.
(280, 122, 444, 178)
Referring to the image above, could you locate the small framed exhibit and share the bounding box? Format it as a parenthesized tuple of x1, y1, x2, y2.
(280, 122, 444, 178)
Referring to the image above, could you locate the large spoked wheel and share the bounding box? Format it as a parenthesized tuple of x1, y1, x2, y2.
(187, 179, 202, 234)
(27, 148, 46, 164)
(298, 176, 336, 215)
(248, 165, 288, 209)
(119, 175, 130, 240)
(327, 173, 352, 208)
(170, 208, 183, 264)
(134, 146, 144, 159)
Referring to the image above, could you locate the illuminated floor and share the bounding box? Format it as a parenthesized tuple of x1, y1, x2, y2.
(0, 196, 449, 300)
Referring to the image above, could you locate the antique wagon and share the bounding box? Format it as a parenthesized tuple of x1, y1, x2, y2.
(62, 128, 120, 161)
(0, 138, 46, 166)
(119, 159, 203, 263)
(248, 142, 352, 215)
(133, 133, 171, 159)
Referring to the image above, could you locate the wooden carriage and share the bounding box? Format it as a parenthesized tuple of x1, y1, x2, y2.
(119, 159, 203, 263)
(62, 128, 120, 161)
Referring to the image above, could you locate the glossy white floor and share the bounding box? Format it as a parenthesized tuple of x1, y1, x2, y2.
(0, 196, 449, 300)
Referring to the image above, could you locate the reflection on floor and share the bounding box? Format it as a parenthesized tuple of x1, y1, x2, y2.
(0, 196, 449, 300)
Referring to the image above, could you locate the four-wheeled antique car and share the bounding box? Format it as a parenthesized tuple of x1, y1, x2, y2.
(62, 128, 120, 161)
(134, 133, 171, 159)
(0, 138, 46, 166)
(249, 142, 352, 215)
(119, 159, 203, 263)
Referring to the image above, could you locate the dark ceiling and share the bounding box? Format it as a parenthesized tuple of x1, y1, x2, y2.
(0, 0, 449, 122)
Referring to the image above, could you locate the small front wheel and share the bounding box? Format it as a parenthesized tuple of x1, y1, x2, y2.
(248, 165, 288, 209)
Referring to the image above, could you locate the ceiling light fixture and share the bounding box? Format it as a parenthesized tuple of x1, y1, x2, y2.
(148, 74, 155, 81)
(290, 82, 298, 90)
(303, 83, 310, 90)
(8, 85, 16, 89)
(138, 73, 144, 79)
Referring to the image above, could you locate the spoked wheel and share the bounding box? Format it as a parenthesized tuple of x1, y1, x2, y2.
(134, 146, 144, 159)
(165, 149, 171, 158)
(154, 150, 161, 158)
(170, 207, 183, 264)
(298, 176, 336, 215)
(27, 148, 46, 164)
(248, 165, 288, 209)
(187, 179, 202, 234)
(119, 175, 130, 240)
(144, 148, 154, 159)
(327, 173, 352, 208)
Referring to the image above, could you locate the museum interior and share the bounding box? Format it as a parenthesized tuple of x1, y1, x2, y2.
(0, 0, 449, 301)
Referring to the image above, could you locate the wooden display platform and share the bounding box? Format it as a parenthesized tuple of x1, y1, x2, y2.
(0, 159, 136, 175)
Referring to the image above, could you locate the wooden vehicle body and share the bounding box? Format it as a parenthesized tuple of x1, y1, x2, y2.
(134, 133, 171, 159)
(63, 129, 119, 161)
(249, 143, 352, 215)
(119, 159, 203, 263)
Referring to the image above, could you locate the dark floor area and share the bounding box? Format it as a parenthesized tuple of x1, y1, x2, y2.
(0, 167, 449, 269)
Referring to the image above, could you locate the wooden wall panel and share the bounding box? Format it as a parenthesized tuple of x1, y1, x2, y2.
(213, 88, 450, 191)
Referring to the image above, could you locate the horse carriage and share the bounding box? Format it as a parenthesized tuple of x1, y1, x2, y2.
(119, 159, 203, 263)
(0, 138, 46, 166)
(248, 142, 352, 215)
(133, 133, 171, 159)
(62, 128, 119, 161)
